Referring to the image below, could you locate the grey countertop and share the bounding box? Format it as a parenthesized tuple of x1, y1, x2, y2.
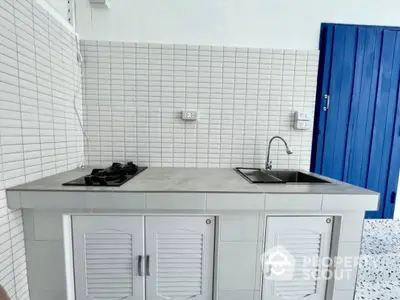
(7, 167, 378, 195)
(6, 167, 380, 211)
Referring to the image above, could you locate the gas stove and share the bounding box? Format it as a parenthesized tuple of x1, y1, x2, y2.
(63, 162, 147, 187)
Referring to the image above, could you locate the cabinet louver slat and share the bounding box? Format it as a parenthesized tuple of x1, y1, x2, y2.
(156, 232, 204, 299)
(146, 217, 214, 300)
(263, 217, 333, 300)
(73, 216, 143, 300)
(274, 231, 321, 299)
(84, 230, 134, 299)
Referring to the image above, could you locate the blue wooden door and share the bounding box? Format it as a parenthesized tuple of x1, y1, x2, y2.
(312, 24, 400, 219)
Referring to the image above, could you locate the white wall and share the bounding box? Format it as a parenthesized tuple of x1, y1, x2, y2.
(81, 41, 318, 169)
(0, 0, 84, 299)
(75, 0, 400, 50)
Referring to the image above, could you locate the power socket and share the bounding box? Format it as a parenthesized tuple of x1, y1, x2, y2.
(294, 111, 311, 130)
(181, 111, 198, 121)
(294, 120, 310, 130)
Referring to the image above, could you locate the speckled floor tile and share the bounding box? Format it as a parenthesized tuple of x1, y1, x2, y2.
(355, 220, 400, 300)
(361, 220, 400, 255)
(355, 281, 400, 300)
(357, 254, 400, 282)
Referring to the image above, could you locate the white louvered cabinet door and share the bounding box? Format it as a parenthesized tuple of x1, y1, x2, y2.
(145, 216, 215, 300)
(262, 217, 333, 300)
(72, 216, 145, 300)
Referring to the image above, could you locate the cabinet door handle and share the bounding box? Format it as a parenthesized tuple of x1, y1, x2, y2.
(146, 255, 150, 276)
(138, 255, 143, 276)
(264, 259, 271, 277)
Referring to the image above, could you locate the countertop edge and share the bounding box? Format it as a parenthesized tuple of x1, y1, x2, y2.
(6, 189, 380, 212)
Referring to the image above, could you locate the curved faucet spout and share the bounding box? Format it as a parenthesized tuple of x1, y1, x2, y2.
(266, 136, 293, 170)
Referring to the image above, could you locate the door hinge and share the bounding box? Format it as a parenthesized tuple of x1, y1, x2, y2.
(391, 191, 397, 204)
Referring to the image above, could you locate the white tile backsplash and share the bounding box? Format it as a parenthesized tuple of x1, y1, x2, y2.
(81, 41, 319, 169)
(0, 0, 84, 299)
(2, 6, 319, 300)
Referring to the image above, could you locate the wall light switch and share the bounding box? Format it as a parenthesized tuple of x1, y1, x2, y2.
(295, 111, 310, 120)
(294, 111, 311, 130)
(181, 111, 198, 121)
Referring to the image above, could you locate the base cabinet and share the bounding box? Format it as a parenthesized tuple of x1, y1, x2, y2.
(71, 215, 334, 300)
(72, 216, 215, 300)
(262, 217, 333, 300)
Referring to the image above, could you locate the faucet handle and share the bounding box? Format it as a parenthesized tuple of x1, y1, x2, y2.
(266, 161, 272, 170)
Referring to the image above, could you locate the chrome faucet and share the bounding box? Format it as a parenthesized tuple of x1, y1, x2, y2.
(266, 136, 293, 170)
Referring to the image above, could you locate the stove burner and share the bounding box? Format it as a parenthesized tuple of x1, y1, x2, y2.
(63, 162, 147, 187)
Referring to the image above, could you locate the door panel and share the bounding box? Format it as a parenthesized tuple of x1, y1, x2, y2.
(72, 216, 145, 300)
(313, 24, 334, 172)
(262, 217, 333, 300)
(313, 23, 400, 219)
(322, 26, 358, 179)
(367, 31, 400, 218)
(145, 216, 215, 300)
(345, 28, 382, 187)
(384, 97, 400, 217)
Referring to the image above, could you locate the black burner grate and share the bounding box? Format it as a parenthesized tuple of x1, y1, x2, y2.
(63, 162, 147, 187)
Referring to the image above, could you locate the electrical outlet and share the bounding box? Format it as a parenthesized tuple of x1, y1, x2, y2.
(294, 111, 310, 130)
(181, 111, 198, 121)
(294, 120, 310, 130)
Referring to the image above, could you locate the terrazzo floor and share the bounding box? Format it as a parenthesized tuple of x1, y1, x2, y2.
(355, 220, 400, 300)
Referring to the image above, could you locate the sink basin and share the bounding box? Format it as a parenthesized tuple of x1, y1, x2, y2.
(265, 170, 330, 183)
(235, 168, 330, 184)
(235, 168, 284, 183)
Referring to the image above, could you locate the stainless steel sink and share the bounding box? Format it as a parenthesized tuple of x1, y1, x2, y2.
(235, 168, 284, 183)
(235, 168, 330, 184)
(265, 170, 330, 183)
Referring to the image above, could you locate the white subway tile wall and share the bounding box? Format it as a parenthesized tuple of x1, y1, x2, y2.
(81, 41, 319, 169)
(0, 0, 84, 299)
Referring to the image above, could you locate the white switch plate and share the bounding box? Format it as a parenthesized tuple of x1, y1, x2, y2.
(294, 111, 310, 121)
(294, 111, 311, 130)
(181, 111, 198, 121)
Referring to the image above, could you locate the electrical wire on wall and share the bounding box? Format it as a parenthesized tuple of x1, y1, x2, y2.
(73, 33, 90, 168)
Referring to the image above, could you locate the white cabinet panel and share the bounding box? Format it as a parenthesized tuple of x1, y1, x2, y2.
(263, 217, 332, 300)
(145, 216, 215, 300)
(218, 242, 257, 290)
(72, 216, 145, 300)
(219, 214, 259, 242)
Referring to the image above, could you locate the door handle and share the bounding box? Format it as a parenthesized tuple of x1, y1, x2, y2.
(264, 257, 271, 277)
(323, 94, 330, 111)
(138, 255, 143, 276)
(146, 255, 150, 276)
